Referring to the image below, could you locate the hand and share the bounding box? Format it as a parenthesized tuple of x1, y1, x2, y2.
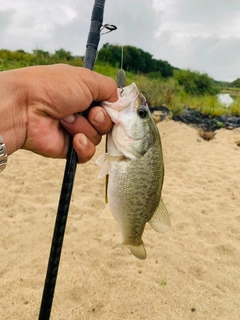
(0, 64, 117, 163)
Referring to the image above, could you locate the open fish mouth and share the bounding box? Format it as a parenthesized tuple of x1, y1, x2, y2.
(109, 84, 140, 112)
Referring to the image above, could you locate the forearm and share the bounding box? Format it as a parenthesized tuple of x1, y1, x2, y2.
(0, 69, 27, 155)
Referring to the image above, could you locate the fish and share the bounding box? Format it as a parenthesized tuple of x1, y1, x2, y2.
(96, 82, 170, 260)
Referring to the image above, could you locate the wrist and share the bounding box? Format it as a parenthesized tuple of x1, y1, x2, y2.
(0, 69, 28, 155)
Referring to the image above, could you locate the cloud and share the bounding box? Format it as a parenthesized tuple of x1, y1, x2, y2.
(0, 0, 80, 52)
(53, 0, 161, 60)
(152, 0, 240, 81)
(151, 30, 240, 81)
(0, 0, 240, 81)
(99, 0, 160, 54)
(0, 9, 14, 36)
(154, 0, 240, 37)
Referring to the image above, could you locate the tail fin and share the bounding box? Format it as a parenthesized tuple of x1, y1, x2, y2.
(115, 242, 147, 260)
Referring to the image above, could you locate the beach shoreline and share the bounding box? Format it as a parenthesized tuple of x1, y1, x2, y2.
(1, 120, 240, 320)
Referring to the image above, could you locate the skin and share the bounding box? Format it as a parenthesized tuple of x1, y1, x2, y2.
(0, 64, 118, 163)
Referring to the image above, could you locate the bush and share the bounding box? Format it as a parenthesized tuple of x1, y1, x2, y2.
(232, 78, 240, 88)
(174, 69, 220, 96)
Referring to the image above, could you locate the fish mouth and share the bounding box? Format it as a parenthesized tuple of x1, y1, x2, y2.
(115, 83, 140, 112)
(112, 83, 147, 114)
(119, 83, 138, 99)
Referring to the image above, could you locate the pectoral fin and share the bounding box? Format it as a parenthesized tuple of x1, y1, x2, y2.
(96, 154, 110, 178)
(148, 198, 171, 233)
(96, 153, 124, 179)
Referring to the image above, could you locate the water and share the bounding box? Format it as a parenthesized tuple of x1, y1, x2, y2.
(217, 93, 234, 107)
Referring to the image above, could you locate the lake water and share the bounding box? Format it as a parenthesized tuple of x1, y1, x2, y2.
(217, 93, 234, 107)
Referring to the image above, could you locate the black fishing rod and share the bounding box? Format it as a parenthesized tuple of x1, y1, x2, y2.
(38, 1, 108, 319)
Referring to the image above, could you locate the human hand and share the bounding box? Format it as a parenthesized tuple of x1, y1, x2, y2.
(0, 64, 117, 163)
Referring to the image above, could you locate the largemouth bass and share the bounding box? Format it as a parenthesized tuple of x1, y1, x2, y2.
(97, 82, 170, 260)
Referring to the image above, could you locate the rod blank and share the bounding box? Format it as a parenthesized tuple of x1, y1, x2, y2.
(38, 1, 106, 319)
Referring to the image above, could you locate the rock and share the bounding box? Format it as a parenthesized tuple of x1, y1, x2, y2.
(150, 106, 170, 122)
(172, 108, 240, 131)
(198, 130, 216, 141)
(150, 106, 240, 131)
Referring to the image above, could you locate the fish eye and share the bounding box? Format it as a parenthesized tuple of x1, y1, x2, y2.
(138, 107, 148, 118)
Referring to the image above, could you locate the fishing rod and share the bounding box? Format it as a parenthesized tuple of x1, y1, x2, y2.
(38, 1, 116, 319)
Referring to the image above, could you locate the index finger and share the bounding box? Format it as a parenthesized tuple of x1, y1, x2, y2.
(23, 65, 118, 118)
(81, 68, 118, 103)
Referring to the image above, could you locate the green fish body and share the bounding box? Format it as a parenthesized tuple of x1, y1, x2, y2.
(97, 83, 170, 259)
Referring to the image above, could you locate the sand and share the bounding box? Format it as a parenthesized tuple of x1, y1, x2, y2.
(1, 120, 240, 320)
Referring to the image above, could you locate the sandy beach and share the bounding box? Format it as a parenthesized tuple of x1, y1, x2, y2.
(1, 120, 240, 320)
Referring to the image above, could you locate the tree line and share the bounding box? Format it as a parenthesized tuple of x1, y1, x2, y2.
(98, 43, 175, 78)
(1, 45, 239, 96)
(97, 43, 220, 96)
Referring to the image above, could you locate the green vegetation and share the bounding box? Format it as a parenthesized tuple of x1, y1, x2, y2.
(174, 69, 219, 96)
(1, 45, 240, 116)
(231, 78, 240, 88)
(156, 278, 167, 287)
(0, 48, 83, 70)
(98, 43, 175, 77)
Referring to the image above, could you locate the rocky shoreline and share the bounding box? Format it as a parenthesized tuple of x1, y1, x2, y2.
(151, 106, 240, 131)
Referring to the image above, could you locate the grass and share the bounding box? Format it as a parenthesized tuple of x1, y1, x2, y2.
(156, 279, 167, 287)
(95, 63, 240, 116)
(221, 87, 240, 94)
(1, 54, 240, 117)
(183, 95, 228, 117)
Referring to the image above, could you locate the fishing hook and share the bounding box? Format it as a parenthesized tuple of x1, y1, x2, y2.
(140, 90, 150, 102)
(119, 87, 124, 94)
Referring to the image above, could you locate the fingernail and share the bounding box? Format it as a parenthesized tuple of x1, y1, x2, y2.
(79, 133, 88, 146)
(62, 114, 76, 123)
(94, 110, 105, 124)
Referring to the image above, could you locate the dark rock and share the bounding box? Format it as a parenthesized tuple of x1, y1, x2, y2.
(172, 108, 240, 131)
(214, 115, 240, 130)
(150, 105, 170, 121)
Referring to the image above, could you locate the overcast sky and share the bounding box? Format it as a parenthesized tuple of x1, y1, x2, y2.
(1, 0, 240, 82)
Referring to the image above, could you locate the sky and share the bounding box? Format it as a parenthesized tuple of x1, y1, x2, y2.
(1, 0, 240, 82)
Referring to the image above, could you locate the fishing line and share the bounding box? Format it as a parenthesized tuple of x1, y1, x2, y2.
(103, 0, 124, 70)
(120, 0, 124, 70)
(104, 0, 115, 23)
(116, 0, 126, 88)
